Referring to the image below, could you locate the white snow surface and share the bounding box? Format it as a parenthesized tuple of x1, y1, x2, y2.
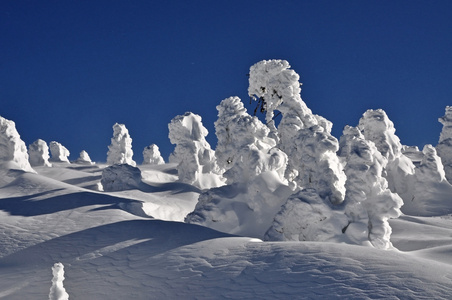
(28, 139, 52, 167)
(0, 162, 451, 299)
(0, 116, 35, 173)
(107, 123, 136, 167)
(49, 141, 70, 163)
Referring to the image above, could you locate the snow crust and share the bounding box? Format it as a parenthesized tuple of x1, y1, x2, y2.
(0, 116, 35, 173)
(49, 262, 69, 300)
(168, 112, 224, 189)
(436, 106, 452, 182)
(107, 123, 136, 167)
(28, 139, 52, 167)
(100, 164, 142, 192)
(142, 144, 165, 165)
(49, 141, 70, 163)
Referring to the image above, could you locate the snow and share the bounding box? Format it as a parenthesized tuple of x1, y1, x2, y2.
(142, 144, 165, 165)
(28, 139, 52, 167)
(437, 106, 452, 182)
(1, 60, 452, 299)
(107, 123, 136, 167)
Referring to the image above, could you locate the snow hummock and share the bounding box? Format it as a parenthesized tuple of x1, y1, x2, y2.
(74, 150, 94, 165)
(168, 112, 224, 189)
(142, 144, 165, 165)
(436, 106, 452, 182)
(28, 139, 52, 167)
(0, 115, 35, 173)
(49, 141, 70, 163)
(100, 164, 142, 192)
(107, 123, 136, 167)
(49, 262, 69, 300)
(248, 59, 345, 204)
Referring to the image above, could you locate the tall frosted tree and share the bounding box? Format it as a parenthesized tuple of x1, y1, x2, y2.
(107, 123, 136, 167)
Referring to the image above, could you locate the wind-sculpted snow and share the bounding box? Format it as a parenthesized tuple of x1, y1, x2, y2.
(100, 164, 142, 192)
(437, 106, 452, 182)
(339, 125, 403, 249)
(28, 139, 52, 167)
(0, 116, 35, 173)
(142, 144, 165, 165)
(49, 141, 70, 163)
(49, 263, 69, 300)
(248, 60, 345, 203)
(107, 123, 136, 167)
(74, 150, 94, 165)
(168, 112, 224, 189)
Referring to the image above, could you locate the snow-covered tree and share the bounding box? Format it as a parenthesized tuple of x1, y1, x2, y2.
(168, 112, 223, 189)
(436, 106, 452, 182)
(74, 150, 94, 164)
(357, 109, 415, 197)
(0, 116, 35, 172)
(338, 125, 403, 249)
(107, 123, 136, 167)
(186, 97, 291, 238)
(49, 141, 70, 163)
(142, 144, 165, 165)
(28, 139, 52, 167)
(248, 59, 345, 204)
(49, 262, 69, 300)
(100, 164, 142, 192)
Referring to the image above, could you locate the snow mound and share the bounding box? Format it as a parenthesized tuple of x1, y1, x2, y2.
(107, 123, 136, 167)
(436, 106, 452, 182)
(142, 144, 165, 165)
(168, 112, 224, 189)
(0, 115, 35, 173)
(74, 150, 94, 164)
(248, 59, 345, 203)
(49, 141, 70, 163)
(49, 262, 69, 300)
(100, 164, 142, 192)
(339, 125, 403, 249)
(28, 139, 52, 167)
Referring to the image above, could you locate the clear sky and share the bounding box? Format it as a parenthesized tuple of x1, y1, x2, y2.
(1, 1, 452, 162)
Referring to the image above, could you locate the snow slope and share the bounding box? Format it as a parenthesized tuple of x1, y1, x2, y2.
(0, 163, 451, 299)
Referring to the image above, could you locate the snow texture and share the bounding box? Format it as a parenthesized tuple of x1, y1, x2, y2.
(338, 125, 403, 249)
(28, 139, 52, 167)
(0, 116, 35, 173)
(74, 150, 94, 165)
(49, 141, 70, 163)
(100, 164, 142, 192)
(436, 106, 452, 182)
(49, 262, 69, 300)
(248, 60, 345, 204)
(168, 112, 224, 189)
(142, 144, 165, 165)
(107, 123, 136, 167)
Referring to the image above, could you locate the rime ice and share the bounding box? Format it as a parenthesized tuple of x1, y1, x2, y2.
(107, 123, 136, 167)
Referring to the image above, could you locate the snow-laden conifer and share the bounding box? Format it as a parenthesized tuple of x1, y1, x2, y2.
(107, 123, 136, 166)
(168, 112, 223, 189)
(74, 150, 94, 164)
(49, 262, 69, 300)
(248, 60, 345, 204)
(0, 116, 35, 173)
(29, 139, 52, 167)
(142, 144, 165, 165)
(436, 106, 452, 182)
(49, 141, 70, 163)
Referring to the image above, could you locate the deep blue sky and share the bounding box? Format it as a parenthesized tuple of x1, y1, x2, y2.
(2, 1, 452, 162)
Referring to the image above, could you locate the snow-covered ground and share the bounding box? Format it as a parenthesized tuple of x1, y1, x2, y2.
(0, 162, 451, 299)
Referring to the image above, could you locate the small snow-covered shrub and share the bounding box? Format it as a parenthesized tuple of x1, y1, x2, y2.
(107, 123, 136, 167)
(142, 144, 165, 165)
(49, 141, 70, 163)
(49, 262, 69, 300)
(100, 164, 142, 192)
(0, 115, 35, 172)
(29, 139, 52, 167)
(168, 112, 224, 189)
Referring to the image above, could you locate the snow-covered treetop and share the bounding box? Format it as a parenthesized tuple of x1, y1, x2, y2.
(168, 112, 209, 145)
(0, 115, 35, 172)
(438, 106, 452, 143)
(142, 144, 165, 165)
(28, 139, 52, 167)
(107, 123, 136, 167)
(74, 150, 94, 164)
(357, 109, 403, 161)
